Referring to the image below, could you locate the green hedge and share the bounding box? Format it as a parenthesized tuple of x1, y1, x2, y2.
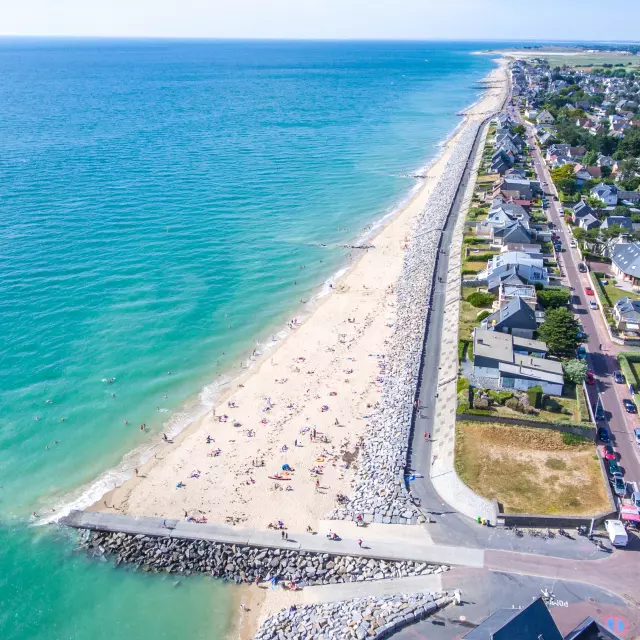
(527, 385, 544, 409)
(593, 273, 612, 308)
(466, 253, 497, 262)
(467, 291, 495, 308)
(461, 268, 479, 276)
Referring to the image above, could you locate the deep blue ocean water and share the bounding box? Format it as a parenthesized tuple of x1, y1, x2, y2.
(0, 39, 499, 639)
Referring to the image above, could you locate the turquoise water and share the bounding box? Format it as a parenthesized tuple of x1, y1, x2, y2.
(0, 39, 497, 638)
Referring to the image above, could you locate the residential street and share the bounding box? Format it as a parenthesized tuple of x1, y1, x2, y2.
(521, 111, 640, 488)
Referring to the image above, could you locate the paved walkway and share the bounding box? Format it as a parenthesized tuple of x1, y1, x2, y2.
(425, 117, 498, 524)
(63, 510, 485, 568)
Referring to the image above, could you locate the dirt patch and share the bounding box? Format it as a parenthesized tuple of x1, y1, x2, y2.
(454, 421, 611, 515)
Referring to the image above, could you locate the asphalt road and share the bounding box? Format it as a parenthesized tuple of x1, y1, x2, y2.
(394, 568, 637, 640)
(523, 116, 640, 488)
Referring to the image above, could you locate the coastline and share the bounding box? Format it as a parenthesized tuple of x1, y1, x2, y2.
(33, 57, 505, 528)
(86, 58, 507, 528)
(76, 57, 508, 640)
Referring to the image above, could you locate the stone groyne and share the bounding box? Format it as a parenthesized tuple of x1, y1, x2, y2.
(80, 530, 449, 586)
(330, 117, 489, 524)
(255, 592, 455, 640)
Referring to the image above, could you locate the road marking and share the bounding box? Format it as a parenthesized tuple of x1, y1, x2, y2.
(605, 615, 628, 636)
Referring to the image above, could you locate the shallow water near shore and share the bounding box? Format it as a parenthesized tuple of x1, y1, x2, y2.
(0, 38, 501, 638)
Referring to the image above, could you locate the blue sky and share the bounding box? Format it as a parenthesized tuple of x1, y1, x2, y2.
(2, 0, 640, 40)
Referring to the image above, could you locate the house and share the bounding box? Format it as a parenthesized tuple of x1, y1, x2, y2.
(537, 109, 555, 124)
(479, 251, 548, 286)
(601, 216, 633, 231)
(546, 143, 570, 162)
(472, 328, 564, 395)
(591, 182, 618, 206)
(573, 164, 592, 184)
(618, 189, 640, 205)
(462, 597, 621, 640)
(597, 155, 615, 168)
(586, 165, 602, 179)
(497, 281, 538, 311)
(481, 293, 538, 339)
(491, 149, 513, 175)
(538, 129, 555, 146)
(495, 176, 540, 201)
(572, 200, 594, 223)
(612, 241, 640, 285)
(568, 146, 587, 159)
(525, 108, 539, 120)
(492, 220, 534, 246)
(486, 267, 528, 295)
(578, 213, 601, 231)
(614, 297, 640, 333)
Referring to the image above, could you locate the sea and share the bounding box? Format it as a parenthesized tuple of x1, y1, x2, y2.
(0, 38, 504, 639)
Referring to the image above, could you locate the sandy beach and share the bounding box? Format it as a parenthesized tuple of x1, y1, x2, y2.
(92, 60, 508, 538)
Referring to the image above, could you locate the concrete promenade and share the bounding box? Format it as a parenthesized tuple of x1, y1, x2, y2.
(62, 510, 485, 568)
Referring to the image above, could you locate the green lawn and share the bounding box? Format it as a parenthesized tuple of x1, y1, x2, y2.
(602, 279, 640, 306)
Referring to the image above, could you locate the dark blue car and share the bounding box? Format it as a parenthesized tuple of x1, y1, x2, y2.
(598, 427, 610, 443)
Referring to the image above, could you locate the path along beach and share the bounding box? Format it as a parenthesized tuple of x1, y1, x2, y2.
(92, 60, 508, 540)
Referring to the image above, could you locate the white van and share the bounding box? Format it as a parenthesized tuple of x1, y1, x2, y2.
(605, 519, 628, 547)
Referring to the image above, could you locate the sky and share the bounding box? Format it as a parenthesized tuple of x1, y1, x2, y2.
(1, 0, 640, 41)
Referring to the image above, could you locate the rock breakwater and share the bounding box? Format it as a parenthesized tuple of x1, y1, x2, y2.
(330, 118, 488, 524)
(255, 592, 454, 639)
(80, 530, 449, 585)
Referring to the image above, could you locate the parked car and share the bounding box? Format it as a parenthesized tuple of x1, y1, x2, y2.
(602, 445, 616, 460)
(608, 460, 621, 475)
(578, 263, 587, 273)
(589, 300, 598, 310)
(611, 473, 627, 497)
(585, 287, 594, 296)
(614, 370, 625, 384)
(598, 426, 611, 443)
(586, 371, 595, 385)
(548, 221, 555, 229)
(634, 428, 640, 448)
(623, 399, 637, 414)
(570, 240, 577, 248)
(577, 345, 587, 359)
(553, 195, 559, 201)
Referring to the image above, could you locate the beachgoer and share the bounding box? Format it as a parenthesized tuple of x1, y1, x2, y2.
(281, 531, 285, 539)
(357, 538, 363, 548)
(315, 480, 320, 492)
(134, 468, 138, 476)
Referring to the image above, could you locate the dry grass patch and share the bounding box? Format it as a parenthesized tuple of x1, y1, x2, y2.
(454, 421, 610, 515)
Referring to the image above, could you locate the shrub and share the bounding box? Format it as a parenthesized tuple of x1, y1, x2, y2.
(473, 395, 490, 410)
(487, 390, 513, 405)
(467, 291, 494, 308)
(476, 310, 491, 322)
(505, 397, 520, 411)
(562, 433, 589, 446)
(534, 281, 544, 291)
(457, 377, 470, 393)
(466, 252, 497, 262)
(527, 385, 544, 409)
(461, 268, 479, 276)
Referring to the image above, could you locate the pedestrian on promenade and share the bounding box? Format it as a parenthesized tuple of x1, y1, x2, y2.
(281, 530, 285, 540)
(357, 538, 363, 548)
(424, 431, 427, 441)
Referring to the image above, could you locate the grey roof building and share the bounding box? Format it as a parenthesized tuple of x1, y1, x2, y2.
(601, 216, 633, 231)
(463, 597, 621, 640)
(492, 221, 534, 245)
(472, 328, 564, 395)
(481, 296, 538, 338)
(572, 200, 594, 221)
(612, 241, 640, 283)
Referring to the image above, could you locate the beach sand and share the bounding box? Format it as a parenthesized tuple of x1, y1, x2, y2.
(92, 60, 508, 537)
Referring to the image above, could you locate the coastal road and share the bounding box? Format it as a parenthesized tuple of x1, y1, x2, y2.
(524, 120, 640, 487)
(394, 568, 639, 640)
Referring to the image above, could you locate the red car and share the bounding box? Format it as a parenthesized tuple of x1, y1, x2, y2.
(602, 445, 616, 461)
(586, 371, 595, 385)
(585, 287, 594, 295)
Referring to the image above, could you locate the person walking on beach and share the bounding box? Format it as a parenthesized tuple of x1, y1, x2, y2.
(357, 538, 363, 548)
(315, 479, 320, 492)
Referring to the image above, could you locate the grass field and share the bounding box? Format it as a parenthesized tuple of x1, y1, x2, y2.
(458, 288, 492, 342)
(454, 420, 610, 515)
(499, 50, 640, 70)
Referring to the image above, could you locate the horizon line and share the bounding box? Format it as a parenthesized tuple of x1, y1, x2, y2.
(1, 35, 640, 44)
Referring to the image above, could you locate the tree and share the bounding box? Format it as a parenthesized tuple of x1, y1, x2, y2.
(538, 308, 583, 356)
(537, 287, 571, 309)
(583, 150, 598, 166)
(551, 164, 576, 182)
(467, 291, 494, 308)
(512, 124, 526, 137)
(563, 359, 588, 384)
